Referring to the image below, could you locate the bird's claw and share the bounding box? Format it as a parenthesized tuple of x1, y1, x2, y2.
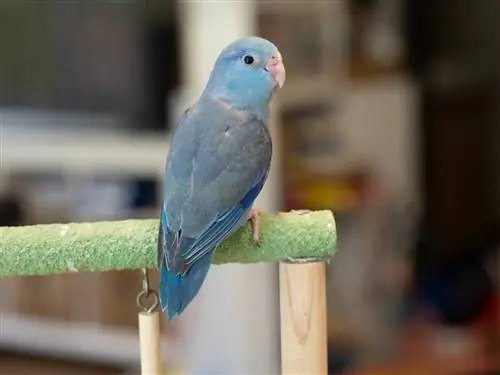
(248, 209, 261, 245)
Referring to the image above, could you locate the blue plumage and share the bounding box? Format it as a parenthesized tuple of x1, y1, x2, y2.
(157, 36, 285, 319)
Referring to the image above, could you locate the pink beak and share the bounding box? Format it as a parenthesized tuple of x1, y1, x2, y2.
(266, 55, 286, 88)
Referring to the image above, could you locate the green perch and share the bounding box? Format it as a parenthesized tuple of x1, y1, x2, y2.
(0, 210, 336, 278)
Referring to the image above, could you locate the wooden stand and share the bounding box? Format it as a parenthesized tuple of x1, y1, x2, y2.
(138, 311, 163, 375)
(279, 261, 328, 375)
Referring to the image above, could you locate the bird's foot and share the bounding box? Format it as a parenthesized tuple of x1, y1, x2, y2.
(247, 209, 261, 245)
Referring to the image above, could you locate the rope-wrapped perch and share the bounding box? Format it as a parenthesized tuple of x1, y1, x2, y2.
(0, 210, 336, 278)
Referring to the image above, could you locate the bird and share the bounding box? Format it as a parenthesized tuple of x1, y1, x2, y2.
(157, 36, 286, 320)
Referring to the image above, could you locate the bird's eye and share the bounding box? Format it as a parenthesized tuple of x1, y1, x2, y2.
(243, 55, 254, 65)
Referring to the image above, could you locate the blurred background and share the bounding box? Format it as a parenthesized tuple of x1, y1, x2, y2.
(0, 1, 499, 374)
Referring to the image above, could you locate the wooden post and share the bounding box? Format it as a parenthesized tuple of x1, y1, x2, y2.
(138, 311, 163, 375)
(279, 261, 328, 375)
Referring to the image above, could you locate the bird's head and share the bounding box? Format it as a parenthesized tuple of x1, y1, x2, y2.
(204, 36, 286, 112)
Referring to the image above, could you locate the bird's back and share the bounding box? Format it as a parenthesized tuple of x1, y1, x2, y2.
(163, 97, 272, 239)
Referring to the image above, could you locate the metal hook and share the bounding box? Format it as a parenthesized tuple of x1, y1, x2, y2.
(141, 268, 150, 296)
(136, 268, 159, 313)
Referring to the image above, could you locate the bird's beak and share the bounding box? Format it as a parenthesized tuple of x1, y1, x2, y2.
(265, 55, 286, 89)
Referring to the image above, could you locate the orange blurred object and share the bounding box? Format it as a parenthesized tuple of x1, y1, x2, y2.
(285, 174, 369, 212)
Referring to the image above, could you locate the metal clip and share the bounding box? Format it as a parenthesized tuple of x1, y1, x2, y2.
(136, 268, 159, 313)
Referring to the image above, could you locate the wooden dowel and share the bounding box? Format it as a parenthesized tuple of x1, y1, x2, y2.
(279, 261, 328, 375)
(138, 311, 163, 375)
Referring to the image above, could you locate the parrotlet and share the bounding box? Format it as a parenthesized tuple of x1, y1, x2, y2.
(157, 36, 286, 319)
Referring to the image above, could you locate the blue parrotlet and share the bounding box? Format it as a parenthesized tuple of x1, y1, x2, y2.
(157, 37, 286, 319)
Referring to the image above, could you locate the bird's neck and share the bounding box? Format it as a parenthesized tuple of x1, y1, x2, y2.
(202, 74, 272, 122)
(201, 90, 270, 123)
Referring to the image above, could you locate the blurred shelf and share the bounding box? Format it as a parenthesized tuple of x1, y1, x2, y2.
(349, 57, 407, 80)
(257, 0, 331, 14)
(279, 76, 341, 109)
(0, 313, 178, 368)
(0, 350, 125, 375)
(2, 127, 170, 177)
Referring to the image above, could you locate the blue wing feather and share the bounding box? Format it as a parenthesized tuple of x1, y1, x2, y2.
(182, 205, 244, 265)
(182, 167, 268, 265)
(163, 167, 268, 268)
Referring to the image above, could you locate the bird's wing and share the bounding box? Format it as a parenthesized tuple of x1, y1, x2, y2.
(158, 109, 272, 274)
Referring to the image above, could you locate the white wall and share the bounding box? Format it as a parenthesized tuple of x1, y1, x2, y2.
(340, 75, 420, 202)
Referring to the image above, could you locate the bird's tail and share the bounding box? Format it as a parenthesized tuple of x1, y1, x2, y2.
(159, 253, 212, 320)
(158, 221, 213, 320)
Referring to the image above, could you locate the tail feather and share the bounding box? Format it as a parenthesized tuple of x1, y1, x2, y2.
(159, 251, 213, 319)
(157, 209, 215, 319)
